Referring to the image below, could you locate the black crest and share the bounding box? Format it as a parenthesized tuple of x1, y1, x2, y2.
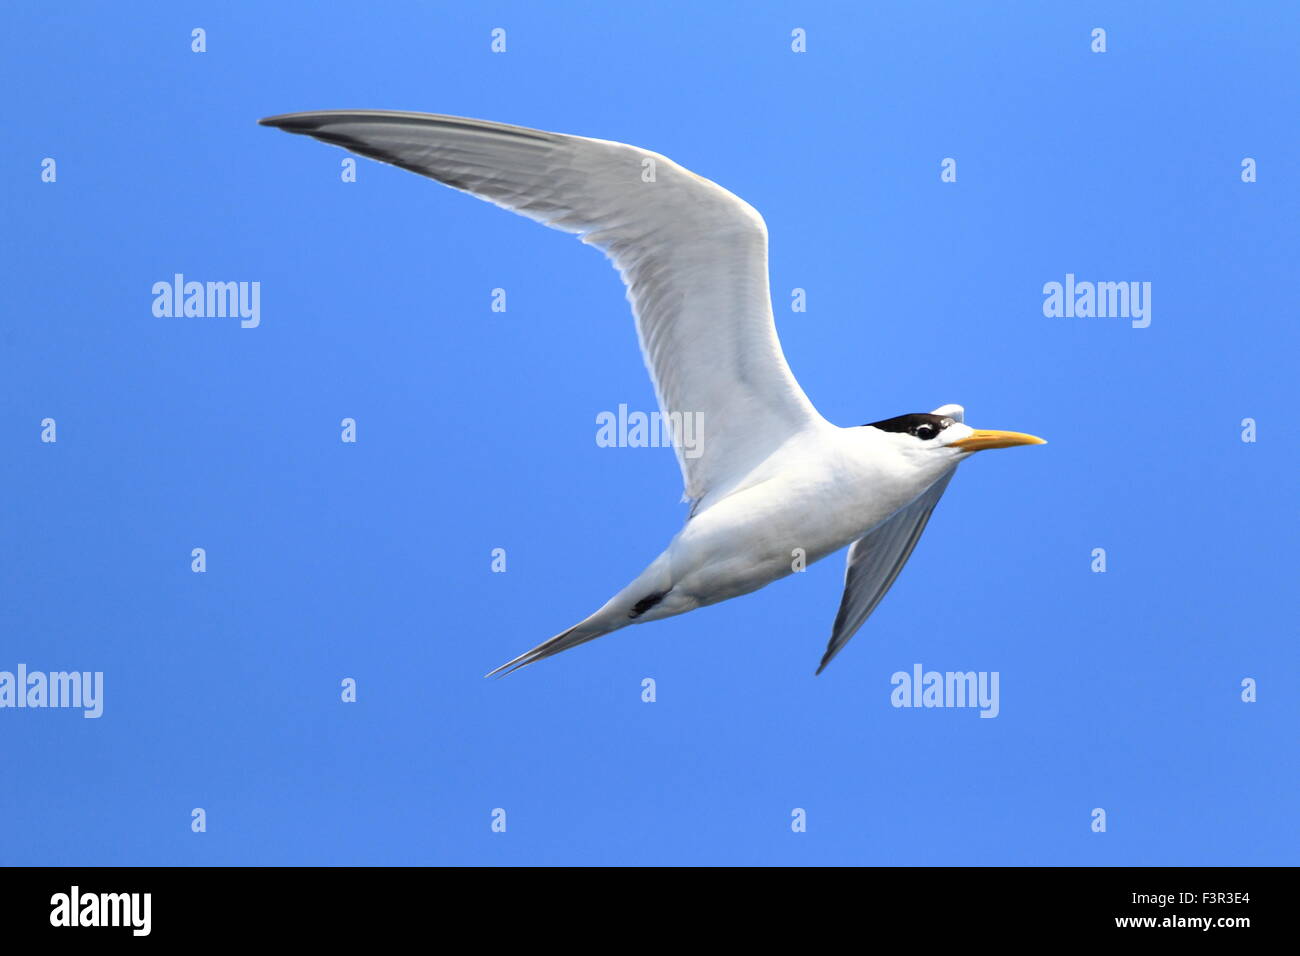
(864, 413, 956, 441)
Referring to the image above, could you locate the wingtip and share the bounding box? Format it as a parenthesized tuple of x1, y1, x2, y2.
(258, 111, 323, 130)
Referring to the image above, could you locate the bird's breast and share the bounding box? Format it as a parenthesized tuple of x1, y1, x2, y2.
(666, 447, 920, 602)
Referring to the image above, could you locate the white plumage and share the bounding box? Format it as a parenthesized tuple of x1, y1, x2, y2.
(261, 111, 1045, 676)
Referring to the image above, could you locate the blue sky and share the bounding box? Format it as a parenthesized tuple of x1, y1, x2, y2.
(2, 1, 1296, 865)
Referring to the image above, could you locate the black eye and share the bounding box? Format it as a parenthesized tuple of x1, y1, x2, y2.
(865, 413, 956, 439)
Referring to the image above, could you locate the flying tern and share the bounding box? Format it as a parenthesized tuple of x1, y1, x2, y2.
(260, 110, 1046, 676)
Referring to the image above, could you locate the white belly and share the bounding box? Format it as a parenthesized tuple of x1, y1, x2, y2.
(659, 430, 945, 609)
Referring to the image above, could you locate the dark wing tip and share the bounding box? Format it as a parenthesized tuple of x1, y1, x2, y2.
(259, 111, 328, 131)
(816, 626, 851, 675)
(259, 110, 373, 131)
(257, 110, 556, 142)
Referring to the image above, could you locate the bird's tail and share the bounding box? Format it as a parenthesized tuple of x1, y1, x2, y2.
(485, 553, 675, 677)
(484, 617, 617, 678)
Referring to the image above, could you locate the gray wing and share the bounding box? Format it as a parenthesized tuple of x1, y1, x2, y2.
(259, 110, 826, 502)
(815, 469, 958, 674)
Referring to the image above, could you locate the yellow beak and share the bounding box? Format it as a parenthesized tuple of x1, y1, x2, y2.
(950, 429, 1047, 452)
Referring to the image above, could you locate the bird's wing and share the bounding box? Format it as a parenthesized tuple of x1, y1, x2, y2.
(260, 110, 826, 502)
(816, 468, 958, 674)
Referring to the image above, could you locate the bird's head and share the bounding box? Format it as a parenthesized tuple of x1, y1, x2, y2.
(863, 404, 1046, 465)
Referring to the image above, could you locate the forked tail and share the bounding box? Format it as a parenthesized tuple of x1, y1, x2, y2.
(485, 554, 675, 677)
(484, 619, 615, 678)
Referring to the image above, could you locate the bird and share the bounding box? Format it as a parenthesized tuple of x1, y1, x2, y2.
(259, 110, 1046, 677)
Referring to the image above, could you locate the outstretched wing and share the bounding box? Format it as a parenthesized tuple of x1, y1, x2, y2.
(816, 469, 958, 674)
(260, 110, 826, 501)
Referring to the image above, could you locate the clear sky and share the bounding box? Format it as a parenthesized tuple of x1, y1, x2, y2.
(3, 1, 1296, 866)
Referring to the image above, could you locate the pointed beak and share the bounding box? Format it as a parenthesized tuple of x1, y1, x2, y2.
(949, 429, 1047, 452)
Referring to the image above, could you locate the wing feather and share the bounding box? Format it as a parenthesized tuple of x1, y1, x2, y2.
(816, 469, 958, 674)
(260, 110, 825, 501)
